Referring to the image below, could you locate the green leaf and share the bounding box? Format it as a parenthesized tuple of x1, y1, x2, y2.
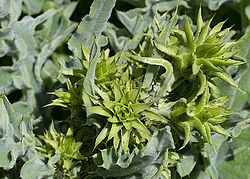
(88, 106, 112, 117)
(184, 16, 194, 49)
(121, 92, 129, 105)
(68, 0, 116, 58)
(208, 58, 245, 66)
(157, 13, 178, 44)
(0, 138, 16, 169)
(217, 126, 250, 179)
(195, 71, 207, 98)
(217, 30, 250, 112)
(20, 155, 60, 179)
(107, 123, 123, 142)
(121, 128, 130, 153)
(94, 84, 110, 101)
(209, 124, 230, 136)
(213, 71, 241, 90)
(142, 110, 168, 123)
(142, 65, 160, 90)
(192, 118, 210, 143)
(179, 122, 192, 149)
(154, 41, 178, 57)
(95, 123, 111, 149)
(113, 82, 123, 101)
(23, 0, 44, 15)
(196, 18, 213, 46)
(129, 88, 140, 103)
(113, 132, 120, 151)
(70, 0, 116, 120)
(194, 86, 209, 114)
(130, 103, 151, 114)
(195, 7, 203, 39)
(177, 145, 198, 177)
(131, 120, 151, 140)
(107, 116, 120, 123)
(196, 58, 222, 72)
(83, 41, 100, 118)
(93, 126, 175, 177)
(131, 55, 174, 100)
(209, 21, 226, 36)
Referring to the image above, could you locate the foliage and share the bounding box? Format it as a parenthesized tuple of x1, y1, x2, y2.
(37, 123, 84, 178)
(0, 0, 250, 178)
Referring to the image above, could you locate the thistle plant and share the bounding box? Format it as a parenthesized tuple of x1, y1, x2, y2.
(48, 8, 244, 155)
(36, 5, 246, 179)
(89, 69, 153, 153)
(48, 79, 83, 117)
(170, 96, 232, 147)
(154, 8, 245, 89)
(37, 123, 84, 178)
(126, 8, 245, 148)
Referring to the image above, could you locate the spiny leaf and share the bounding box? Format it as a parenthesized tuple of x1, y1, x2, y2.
(194, 87, 209, 115)
(208, 58, 245, 66)
(94, 123, 111, 149)
(112, 133, 120, 151)
(129, 88, 140, 103)
(192, 118, 210, 143)
(195, 7, 203, 38)
(195, 17, 213, 45)
(179, 122, 192, 149)
(157, 12, 178, 44)
(154, 41, 178, 57)
(213, 71, 241, 91)
(192, 61, 201, 75)
(130, 55, 174, 99)
(113, 82, 123, 101)
(107, 123, 123, 142)
(195, 71, 207, 98)
(121, 128, 130, 153)
(142, 110, 168, 124)
(131, 120, 151, 140)
(204, 122, 211, 143)
(184, 16, 194, 49)
(196, 58, 222, 72)
(130, 103, 151, 114)
(209, 20, 227, 36)
(208, 123, 230, 136)
(88, 106, 112, 117)
(94, 84, 110, 101)
(107, 115, 119, 123)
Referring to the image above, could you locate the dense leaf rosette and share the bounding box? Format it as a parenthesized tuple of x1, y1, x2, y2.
(37, 123, 84, 178)
(89, 73, 153, 152)
(154, 8, 245, 89)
